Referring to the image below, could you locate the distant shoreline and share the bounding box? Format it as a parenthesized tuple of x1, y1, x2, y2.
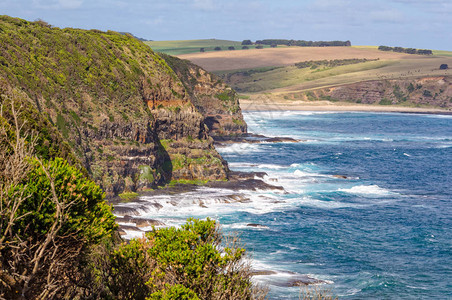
(239, 100, 452, 115)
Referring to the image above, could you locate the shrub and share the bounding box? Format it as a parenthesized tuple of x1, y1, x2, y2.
(0, 101, 116, 298)
(379, 98, 392, 105)
(93, 218, 266, 299)
(440, 64, 448, 70)
(214, 46, 222, 51)
(228, 46, 235, 50)
(423, 90, 432, 97)
(145, 218, 260, 299)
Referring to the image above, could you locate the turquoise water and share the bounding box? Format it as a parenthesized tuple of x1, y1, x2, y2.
(217, 111, 452, 299)
(121, 111, 452, 299)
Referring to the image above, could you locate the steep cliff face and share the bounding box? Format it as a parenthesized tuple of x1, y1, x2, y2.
(160, 54, 247, 136)
(0, 16, 229, 197)
(300, 76, 452, 108)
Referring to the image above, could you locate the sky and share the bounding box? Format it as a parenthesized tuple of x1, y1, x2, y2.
(1, 0, 451, 50)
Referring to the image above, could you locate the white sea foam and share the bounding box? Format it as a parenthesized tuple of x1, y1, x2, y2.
(300, 197, 364, 209)
(115, 185, 302, 221)
(121, 229, 146, 240)
(216, 143, 263, 154)
(227, 162, 258, 169)
(256, 163, 286, 170)
(223, 223, 270, 230)
(243, 111, 335, 119)
(338, 185, 393, 196)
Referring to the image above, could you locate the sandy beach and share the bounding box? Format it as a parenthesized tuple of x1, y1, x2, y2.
(240, 99, 452, 114)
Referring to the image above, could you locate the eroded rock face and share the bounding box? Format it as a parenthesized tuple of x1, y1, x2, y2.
(305, 76, 452, 108)
(159, 53, 247, 136)
(0, 17, 232, 198)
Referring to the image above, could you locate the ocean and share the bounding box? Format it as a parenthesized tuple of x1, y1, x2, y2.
(118, 111, 452, 299)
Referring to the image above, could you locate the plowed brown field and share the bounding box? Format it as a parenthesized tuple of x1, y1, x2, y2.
(177, 47, 415, 72)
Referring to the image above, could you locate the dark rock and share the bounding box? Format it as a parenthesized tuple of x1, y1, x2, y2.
(214, 133, 301, 146)
(286, 276, 325, 287)
(228, 171, 268, 180)
(134, 218, 165, 228)
(251, 270, 277, 276)
(118, 224, 142, 232)
(206, 178, 284, 192)
(247, 223, 269, 229)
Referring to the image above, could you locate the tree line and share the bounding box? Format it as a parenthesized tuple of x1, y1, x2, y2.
(242, 39, 351, 47)
(378, 45, 433, 55)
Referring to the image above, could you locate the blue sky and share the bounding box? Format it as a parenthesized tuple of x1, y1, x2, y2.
(1, 0, 451, 50)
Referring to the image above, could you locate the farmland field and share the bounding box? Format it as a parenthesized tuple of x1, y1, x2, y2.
(175, 46, 452, 94)
(177, 46, 415, 72)
(145, 39, 269, 55)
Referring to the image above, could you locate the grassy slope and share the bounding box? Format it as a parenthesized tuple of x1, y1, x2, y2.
(145, 39, 244, 55)
(202, 49, 452, 94)
(221, 60, 396, 93)
(0, 16, 231, 195)
(168, 44, 451, 95)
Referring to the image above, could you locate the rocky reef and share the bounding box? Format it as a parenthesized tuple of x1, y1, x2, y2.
(0, 16, 244, 197)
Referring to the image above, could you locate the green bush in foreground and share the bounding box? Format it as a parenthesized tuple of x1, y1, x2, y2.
(91, 218, 266, 299)
(0, 101, 117, 298)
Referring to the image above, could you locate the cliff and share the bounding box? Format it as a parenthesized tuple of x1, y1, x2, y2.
(159, 53, 247, 136)
(0, 16, 240, 197)
(296, 76, 452, 108)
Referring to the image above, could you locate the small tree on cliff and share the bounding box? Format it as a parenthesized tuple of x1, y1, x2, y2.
(0, 98, 116, 299)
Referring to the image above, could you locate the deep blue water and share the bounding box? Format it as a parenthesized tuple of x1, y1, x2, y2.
(216, 111, 452, 299)
(121, 111, 452, 299)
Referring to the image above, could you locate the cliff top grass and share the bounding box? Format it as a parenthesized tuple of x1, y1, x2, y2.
(0, 15, 187, 141)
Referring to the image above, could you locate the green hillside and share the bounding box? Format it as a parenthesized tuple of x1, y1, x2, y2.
(0, 15, 259, 299)
(0, 15, 234, 197)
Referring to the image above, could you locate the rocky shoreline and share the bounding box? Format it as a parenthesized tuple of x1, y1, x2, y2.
(110, 132, 337, 288)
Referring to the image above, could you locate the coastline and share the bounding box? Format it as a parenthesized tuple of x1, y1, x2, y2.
(240, 99, 452, 115)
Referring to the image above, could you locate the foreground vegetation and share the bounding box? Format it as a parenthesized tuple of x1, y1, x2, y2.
(0, 95, 265, 299)
(0, 16, 262, 298)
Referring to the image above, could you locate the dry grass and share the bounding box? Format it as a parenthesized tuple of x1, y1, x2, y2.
(271, 56, 452, 94)
(178, 46, 415, 72)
